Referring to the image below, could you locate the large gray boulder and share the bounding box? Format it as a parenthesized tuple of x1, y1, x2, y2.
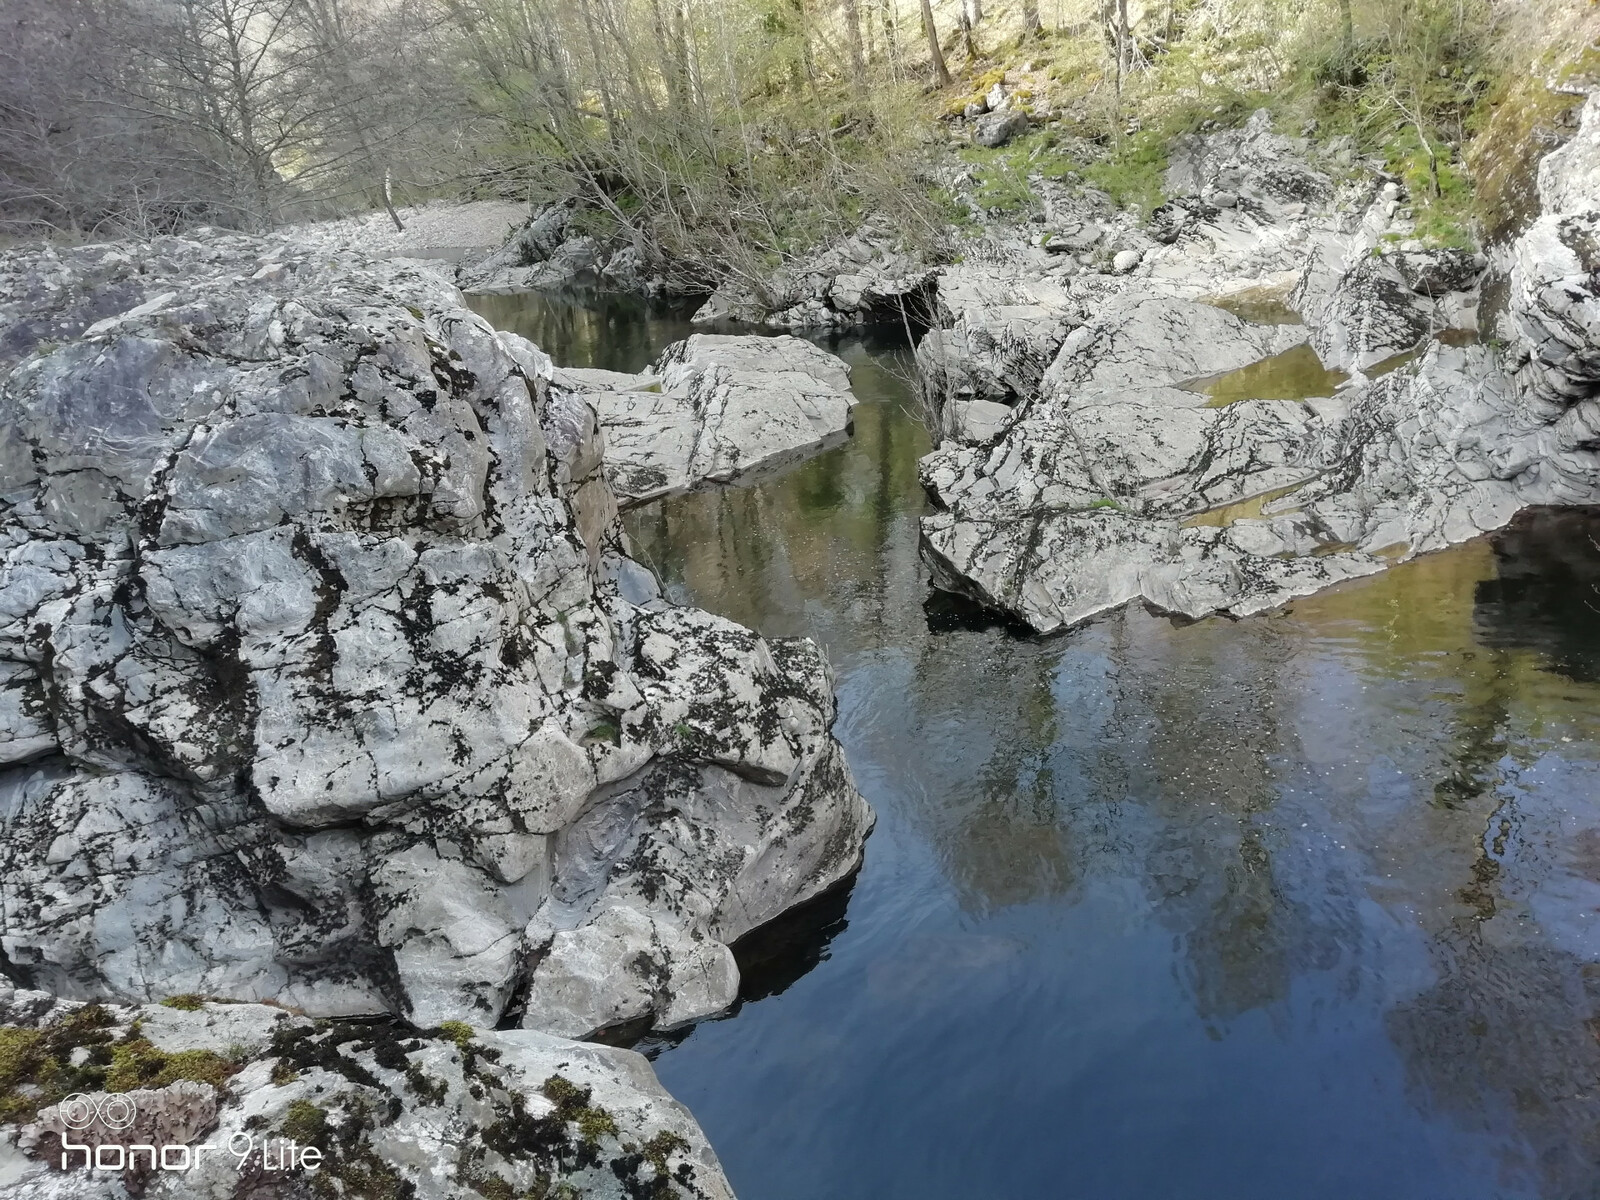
(0, 235, 871, 1041)
(1509, 92, 1600, 419)
(571, 334, 857, 506)
(690, 228, 937, 331)
(920, 289, 1600, 632)
(915, 264, 1080, 426)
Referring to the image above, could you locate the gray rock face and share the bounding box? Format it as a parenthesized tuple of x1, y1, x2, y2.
(1165, 108, 1333, 214)
(461, 203, 669, 297)
(1509, 92, 1600, 420)
(916, 104, 1600, 631)
(0, 992, 734, 1200)
(0, 235, 872, 1042)
(691, 229, 938, 331)
(566, 334, 856, 507)
(973, 110, 1029, 149)
(915, 265, 1079, 424)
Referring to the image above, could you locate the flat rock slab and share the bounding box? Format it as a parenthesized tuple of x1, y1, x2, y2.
(576, 334, 856, 506)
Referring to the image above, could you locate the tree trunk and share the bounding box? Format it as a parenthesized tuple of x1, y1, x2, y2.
(1021, 0, 1042, 39)
(842, 0, 868, 91)
(383, 168, 404, 232)
(918, 0, 951, 87)
(882, 0, 901, 80)
(1115, 0, 1130, 92)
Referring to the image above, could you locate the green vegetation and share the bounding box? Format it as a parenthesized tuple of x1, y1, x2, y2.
(159, 993, 207, 1011)
(940, 0, 1596, 250)
(281, 1098, 330, 1145)
(540, 1074, 619, 1147)
(0, 1006, 238, 1125)
(641, 1130, 691, 1174)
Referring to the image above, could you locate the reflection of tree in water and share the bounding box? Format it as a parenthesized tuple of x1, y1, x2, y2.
(624, 346, 931, 646)
(915, 629, 1079, 915)
(1094, 609, 1356, 1026)
(1291, 529, 1600, 1196)
(548, 293, 1600, 1189)
(1473, 508, 1600, 685)
(467, 290, 699, 374)
(1388, 930, 1600, 1198)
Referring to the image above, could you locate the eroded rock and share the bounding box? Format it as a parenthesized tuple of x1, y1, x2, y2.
(569, 334, 857, 505)
(0, 234, 872, 1046)
(0, 992, 734, 1200)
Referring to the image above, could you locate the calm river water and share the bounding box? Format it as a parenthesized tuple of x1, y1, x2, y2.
(469, 290, 1600, 1200)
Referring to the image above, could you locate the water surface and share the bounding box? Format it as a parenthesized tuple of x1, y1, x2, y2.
(470, 291, 1600, 1200)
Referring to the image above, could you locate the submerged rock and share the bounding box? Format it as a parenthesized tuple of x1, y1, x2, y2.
(0, 235, 872, 1045)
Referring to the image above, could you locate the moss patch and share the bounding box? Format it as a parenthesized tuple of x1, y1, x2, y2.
(0, 1007, 237, 1125)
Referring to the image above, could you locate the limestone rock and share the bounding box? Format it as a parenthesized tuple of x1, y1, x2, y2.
(0, 996, 734, 1200)
(919, 281, 1600, 632)
(573, 334, 857, 505)
(0, 233, 872, 1046)
(915, 264, 1080, 419)
(974, 110, 1029, 149)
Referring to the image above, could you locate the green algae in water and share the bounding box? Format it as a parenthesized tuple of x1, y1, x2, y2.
(1181, 343, 1349, 407)
(1180, 482, 1306, 528)
(1366, 329, 1482, 380)
(1202, 285, 1304, 326)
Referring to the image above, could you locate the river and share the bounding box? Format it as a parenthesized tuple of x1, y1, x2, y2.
(468, 290, 1600, 1200)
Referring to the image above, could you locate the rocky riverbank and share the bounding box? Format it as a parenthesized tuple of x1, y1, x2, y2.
(454, 89, 1599, 637)
(0, 235, 873, 1196)
(912, 100, 1600, 632)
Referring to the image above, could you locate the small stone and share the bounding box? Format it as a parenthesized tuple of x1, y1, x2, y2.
(1112, 248, 1144, 273)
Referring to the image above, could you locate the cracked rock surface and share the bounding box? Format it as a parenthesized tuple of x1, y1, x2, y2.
(917, 107, 1600, 633)
(0, 982, 734, 1200)
(559, 334, 857, 507)
(0, 234, 872, 1046)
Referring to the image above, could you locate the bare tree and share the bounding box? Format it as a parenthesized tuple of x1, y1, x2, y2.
(959, 0, 982, 59)
(1021, 0, 1042, 39)
(842, 0, 868, 93)
(919, 0, 953, 86)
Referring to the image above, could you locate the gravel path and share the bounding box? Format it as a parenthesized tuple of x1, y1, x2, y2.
(285, 199, 528, 262)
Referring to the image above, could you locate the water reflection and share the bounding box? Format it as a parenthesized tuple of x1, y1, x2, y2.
(1476, 507, 1600, 684)
(467, 289, 701, 373)
(469, 291, 1600, 1200)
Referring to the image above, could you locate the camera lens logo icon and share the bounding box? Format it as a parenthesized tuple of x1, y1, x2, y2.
(58, 1094, 138, 1132)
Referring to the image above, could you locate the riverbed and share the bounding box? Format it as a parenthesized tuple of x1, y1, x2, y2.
(469, 290, 1600, 1200)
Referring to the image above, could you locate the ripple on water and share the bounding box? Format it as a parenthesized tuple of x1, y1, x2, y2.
(467, 290, 1600, 1200)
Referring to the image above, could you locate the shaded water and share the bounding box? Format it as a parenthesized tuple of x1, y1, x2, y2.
(470, 292, 1600, 1200)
